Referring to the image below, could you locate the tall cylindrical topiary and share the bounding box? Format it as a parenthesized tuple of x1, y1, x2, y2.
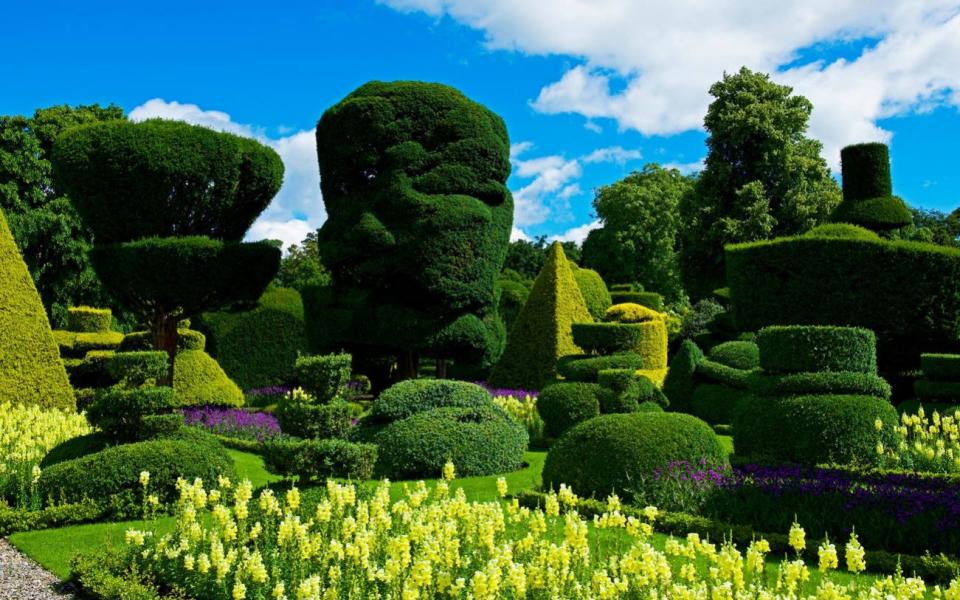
(831, 142, 911, 231)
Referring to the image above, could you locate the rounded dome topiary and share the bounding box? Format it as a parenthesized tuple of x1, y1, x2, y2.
(571, 267, 612, 321)
(803, 223, 880, 241)
(604, 302, 661, 324)
(369, 379, 493, 424)
(542, 412, 726, 501)
(707, 340, 759, 370)
(172, 349, 244, 407)
(375, 405, 527, 479)
(732, 394, 898, 466)
(537, 382, 606, 437)
(757, 325, 877, 374)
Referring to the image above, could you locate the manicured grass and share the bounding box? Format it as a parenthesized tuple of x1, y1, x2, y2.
(227, 448, 283, 488)
(718, 433, 734, 456)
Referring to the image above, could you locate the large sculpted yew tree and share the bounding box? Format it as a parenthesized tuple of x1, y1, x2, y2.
(314, 81, 513, 381)
(52, 119, 283, 384)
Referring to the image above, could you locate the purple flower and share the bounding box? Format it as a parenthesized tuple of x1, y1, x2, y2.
(180, 406, 281, 442)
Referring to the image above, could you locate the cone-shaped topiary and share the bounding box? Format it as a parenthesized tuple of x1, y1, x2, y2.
(0, 208, 74, 410)
(488, 243, 592, 390)
(831, 143, 912, 231)
(571, 266, 612, 321)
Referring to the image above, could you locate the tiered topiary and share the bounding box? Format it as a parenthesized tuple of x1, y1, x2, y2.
(275, 353, 354, 440)
(733, 325, 897, 466)
(609, 283, 664, 312)
(831, 143, 912, 232)
(488, 243, 593, 391)
(687, 340, 759, 425)
(570, 265, 612, 321)
(0, 208, 74, 410)
(573, 302, 669, 386)
(352, 379, 527, 478)
(196, 286, 307, 389)
(909, 354, 960, 413)
(54, 306, 124, 390)
(662, 340, 704, 412)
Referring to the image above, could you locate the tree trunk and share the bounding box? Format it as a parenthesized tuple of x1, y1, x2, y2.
(436, 358, 447, 379)
(395, 350, 419, 381)
(151, 313, 179, 387)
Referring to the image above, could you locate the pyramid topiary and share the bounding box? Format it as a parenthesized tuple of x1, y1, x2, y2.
(0, 208, 74, 410)
(570, 266, 612, 320)
(488, 243, 592, 390)
(831, 143, 912, 231)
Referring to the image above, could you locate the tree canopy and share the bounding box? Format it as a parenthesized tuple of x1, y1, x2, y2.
(504, 237, 581, 280)
(678, 67, 841, 298)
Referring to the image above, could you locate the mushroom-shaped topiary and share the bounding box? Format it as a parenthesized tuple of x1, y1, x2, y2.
(831, 143, 912, 231)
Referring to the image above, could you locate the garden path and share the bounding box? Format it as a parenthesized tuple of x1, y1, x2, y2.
(0, 539, 75, 600)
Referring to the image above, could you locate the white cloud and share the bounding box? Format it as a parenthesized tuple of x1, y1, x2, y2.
(129, 99, 323, 250)
(662, 159, 705, 175)
(510, 225, 531, 241)
(549, 219, 602, 244)
(510, 142, 642, 227)
(383, 0, 960, 169)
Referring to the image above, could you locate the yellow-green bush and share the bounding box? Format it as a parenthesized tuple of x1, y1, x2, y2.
(66, 306, 113, 333)
(604, 303, 668, 370)
(604, 302, 661, 323)
(53, 330, 124, 358)
(0, 208, 74, 411)
(172, 350, 244, 407)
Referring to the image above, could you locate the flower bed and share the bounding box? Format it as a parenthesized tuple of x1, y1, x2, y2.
(181, 407, 281, 442)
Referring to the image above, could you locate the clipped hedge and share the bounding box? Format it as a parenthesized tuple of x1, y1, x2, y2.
(556, 353, 644, 382)
(37, 433, 235, 518)
(118, 329, 206, 353)
(725, 236, 960, 369)
(841, 142, 892, 201)
(375, 405, 527, 479)
(572, 267, 612, 321)
(496, 279, 529, 332)
(262, 437, 377, 483)
(832, 196, 913, 231)
(707, 341, 759, 370)
(196, 286, 307, 389)
(609, 290, 664, 311)
(757, 326, 877, 374)
(294, 352, 351, 401)
(369, 379, 492, 424)
(695, 359, 753, 389)
(747, 371, 892, 399)
(67, 306, 113, 333)
(920, 353, 960, 380)
(53, 330, 125, 358)
(86, 386, 177, 441)
(0, 208, 75, 410)
(172, 350, 244, 407)
(914, 379, 960, 401)
(690, 384, 749, 425)
(604, 302, 661, 324)
(542, 412, 725, 501)
(537, 382, 606, 437)
(803, 223, 879, 240)
(106, 351, 167, 386)
(275, 398, 354, 440)
(597, 370, 667, 411)
(733, 394, 898, 466)
(662, 340, 703, 412)
(64, 350, 115, 388)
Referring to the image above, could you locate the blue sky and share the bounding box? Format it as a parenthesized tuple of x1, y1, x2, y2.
(2, 0, 959, 247)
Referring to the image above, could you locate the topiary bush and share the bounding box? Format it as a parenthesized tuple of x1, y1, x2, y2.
(747, 371, 892, 399)
(37, 433, 235, 518)
(196, 287, 307, 389)
(609, 290, 664, 311)
(757, 326, 877, 374)
(262, 438, 377, 484)
(831, 143, 912, 231)
(707, 341, 759, 370)
(690, 384, 749, 425)
(914, 380, 960, 402)
(537, 382, 606, 437)
(67, 306, 113, 333)
(369, 379, 493, 425)
(920, 354, 960, 380)
(172, 350, 244, 407)
(86, 387, 177, 442)
(106, 351, 167, 387)
(571, 267, 612, 321)
(803, 223, 880, 240)
(375, 405, 527, 479)
(542, 412, 726, 501)
(572, 323, 646, 354)
(596, 370, 667, 411)
(662, 340, 704, 412)
(275, 398, 354, 440)
(53, 330, 125, 358)
(556, 353, 644, 382)
(294, 353, 352, 401)
(604, 302, 661, 324)
(732, 394, 898, 466)
(118, 329, 206, 353)
(695, 359, 753, 389)
(496, 279, 530, 332)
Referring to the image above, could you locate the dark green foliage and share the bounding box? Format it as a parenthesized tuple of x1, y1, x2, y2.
(663, 340, 704, 411)
(263, 438, 377, 483)
(690, 384, 749, 424)
(580, 164, 691, 303)
(571, 322, 645, 354)
(914, 379, 960, 401)
(369, 379, 492, 424)
(733, 394, 898, 466)
(707, 341, 759, 370)
(556, 353, 644, 382)
(171, 349, 244, 407)
(609, 290, 664, 311)
(920, 353, 960, 379)
(0, 209, 74, 410)
(41, 433, 111, 468)
(64, 350, 114, 388)
(504, 237, 581, 280)
(375, 405, 528, 479)
(275, 399, 354, 440)
(496, 278, 529, 331)
(571, 266, 612, 320)
(757, 326, 877, 374)
(537, 382, 606, 437)
(140, 414, 186, 439)
(52, 119, 283, 244)
(118, 329, 206, 352)
(679, 299, 725, 343)
(86, 387, 176, 441)
(70, 547, 162, 600)
(295, 353, 351, 401)
(832, 196, 913, 231)
(67, 306, 112, 333)
(897, 399, 958, 416)
(840, 143, 892, 201)
(315, 82, 513, 368)
(275, 231, 331, 291)
(542, 412, 725, 501)
(747, 370, 892, 399)
(804, 223, 880, 240)
(37, 434, 234, 518)
(489, 243, 592, 390)
(726, 236, 960, 369)
(695, 359, 753, 389)
(610, 283, 641, 292)
(0, 499, 106, 538)
(597, 370, 668, 411)
(679, 67, 841, 298)
(106, 351, 167, 387)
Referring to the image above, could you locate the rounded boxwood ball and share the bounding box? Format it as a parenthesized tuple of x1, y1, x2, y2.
(375, 405, 528, 479)
(538, 382, 606, 437)
(369, 379, 492, 424)
(542, 412, 725, 501)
